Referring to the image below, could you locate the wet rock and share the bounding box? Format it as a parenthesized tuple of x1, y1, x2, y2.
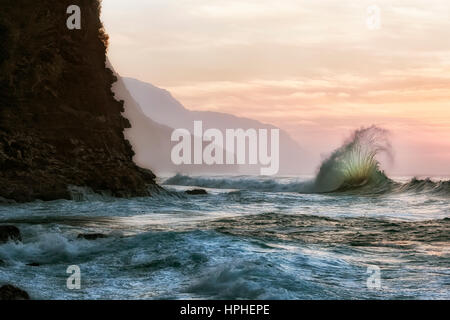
(0, 225, 22, 244)
(26, 262, 40, 267)
(185, 189, 208, 195)
(0, 285, 30, 300)
(77, 233, 107, 240)
(0, 197, 16, 204)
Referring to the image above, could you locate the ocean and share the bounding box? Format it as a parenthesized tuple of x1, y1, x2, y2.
(0, 128, 449, 300)
(0, 173, 448, 300)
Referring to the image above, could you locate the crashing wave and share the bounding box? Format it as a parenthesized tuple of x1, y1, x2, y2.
(164, 173, 449, 197)
(164, 126, 449, 196)
(311, 126, 449, 196)
(163, 174, 310, 193)
(312, 126, 392, 193)
(396, 178, 450, 196)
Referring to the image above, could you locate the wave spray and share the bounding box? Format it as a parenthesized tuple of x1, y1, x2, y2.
(313, 126, 392, 192)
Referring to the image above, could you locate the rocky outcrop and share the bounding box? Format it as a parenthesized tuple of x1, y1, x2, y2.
(0, 0, 160, 202)
(185, 189, 208, 195)
(0, 285, 30, 300)
(26, 262, 40, 267)
(0, 225, 22, 244)
(77, 233, 107, 240)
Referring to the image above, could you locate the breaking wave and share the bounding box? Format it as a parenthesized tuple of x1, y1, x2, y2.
(164, 174, 449, 196)
(312, 126, 392, 192)
(164, 174, 310, 193)
(396, 178, 450, 196)
(165, 126, 449, 196)
(311, 126, 449, 196)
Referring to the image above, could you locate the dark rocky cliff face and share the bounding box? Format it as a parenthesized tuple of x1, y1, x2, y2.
(0, 0, 159, 202)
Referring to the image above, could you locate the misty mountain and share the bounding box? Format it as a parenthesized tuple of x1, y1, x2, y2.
(110, 70, 237, 175)
(123, 77, 309, 174)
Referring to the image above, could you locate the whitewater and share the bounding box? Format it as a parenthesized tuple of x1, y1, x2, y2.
(0, 127, 448, 299)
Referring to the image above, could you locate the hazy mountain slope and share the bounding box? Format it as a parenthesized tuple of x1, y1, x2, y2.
(110, 70, 238, 175)
(111, 75, 173, 175)
(123, 77, 309, 174)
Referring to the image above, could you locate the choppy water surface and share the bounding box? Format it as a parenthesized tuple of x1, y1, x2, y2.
(0, 174, 448, 300)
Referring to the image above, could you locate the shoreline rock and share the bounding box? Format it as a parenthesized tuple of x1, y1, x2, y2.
(0, 225, 22, 244)
(26, 262, 40, 267)
(185, 189, 208, 195)
(0, 197, 16, 204)
(0, 285, 30, 300)
(77, 233, 107, 240)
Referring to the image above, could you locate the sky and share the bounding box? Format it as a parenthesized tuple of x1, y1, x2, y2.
(101, 0, 450, 176)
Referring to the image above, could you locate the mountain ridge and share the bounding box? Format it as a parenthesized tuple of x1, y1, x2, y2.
(111, 71, 239, 175)
(123, 77, 309, 174)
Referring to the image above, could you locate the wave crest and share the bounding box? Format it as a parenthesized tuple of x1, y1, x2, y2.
(313, 126, 392, 192)
(397, 178, 450, 196)
(163, 126, 449, 196)
(164, 174, 309, 192)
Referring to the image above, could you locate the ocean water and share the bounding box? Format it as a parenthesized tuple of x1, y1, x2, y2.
(0, 173, 448, 300)
(1, 128, 449, 299)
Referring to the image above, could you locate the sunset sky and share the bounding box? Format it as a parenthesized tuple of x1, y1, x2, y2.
(101, 0, 450, 176)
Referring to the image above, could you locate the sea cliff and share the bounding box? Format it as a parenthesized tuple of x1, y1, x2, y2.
(0, 0, 159, 202)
